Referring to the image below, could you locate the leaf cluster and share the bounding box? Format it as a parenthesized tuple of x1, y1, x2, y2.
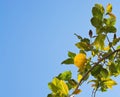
(48, 3, 120, 97)
(48, 71, 81, 97)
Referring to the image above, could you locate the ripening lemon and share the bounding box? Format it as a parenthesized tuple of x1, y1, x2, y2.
(74, 53, 87, 70)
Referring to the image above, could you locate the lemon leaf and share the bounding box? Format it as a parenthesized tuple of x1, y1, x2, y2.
(91, 65, 102, 77)
(91, 17, 103, 28)
(106, 3, 112, 13)
(68, 79, 78, 88)
(48, 78, 60, 93)
(104, 79, 117, 89)
(77, 74, 83, 82)
(59, 80, 69, 95)
(92, 7, 103, 20)
(100, 68, 109, 78)
(48, 78, 69, 96)
(61, 58, 74, 64)
(94, 34, 106, 50)
(68, 51, 76, 58)
(57, 71, 72, 81)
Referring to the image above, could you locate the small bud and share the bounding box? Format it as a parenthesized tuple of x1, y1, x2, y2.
(89, 30, 93, 38)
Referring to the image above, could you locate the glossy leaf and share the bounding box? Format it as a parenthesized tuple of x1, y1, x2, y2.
(91, 49, 99, 56)
(61, 58, 74, 64)
(109, 62, 118, 76)
(92, 7, 103, 20)
(104, 26, 117, 33)
(100, 68, 109, 78)
(116, 61, 120, 74)
(106, 3, 112, 13)
(75, 42, 91, 51)
(47, 94, 53, 97)
(103, 18, 116, 26)
(91, 65, 102, 77)
(81, 38, 90, 43)
(107, 13, 116, 19)
(68, 79, 78, 88)
(91, 17, 103, 28)
(77, 74, 83, 82)
(103, 78, 117, 89)
(68, 51, 76, 58)
(59, 80, 69, 95)
(112, 38, 120, 46)
(116, 45, 120, 50)
(74, 33, 82, 40)
(48, 78, 60, 93)
(57, 71, 72, 81)
(48, 78, 69, 96)
(94, 34, 106, 50)
(95, 4, 105, 14)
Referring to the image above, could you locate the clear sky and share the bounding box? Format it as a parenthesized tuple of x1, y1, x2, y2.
(0, 0, 120, 97)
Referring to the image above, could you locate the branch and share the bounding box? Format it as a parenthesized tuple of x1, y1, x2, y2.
(71, 49, 120, 96)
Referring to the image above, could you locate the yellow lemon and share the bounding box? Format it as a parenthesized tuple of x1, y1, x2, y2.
(74, 53, 87, 70)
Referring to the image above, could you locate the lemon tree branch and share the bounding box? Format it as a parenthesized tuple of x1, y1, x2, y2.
(71, 49, 120, 96)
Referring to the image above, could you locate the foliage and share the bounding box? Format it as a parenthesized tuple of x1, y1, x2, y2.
(47, 3, 120, 97)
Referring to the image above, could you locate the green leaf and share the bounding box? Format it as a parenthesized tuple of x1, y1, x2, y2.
(61, 58, 74, 64)
(68, 51, 76, 58)
(103, 18, 116, 26)
(68, 79, 78, 88)
(47, 94, 53, 97)
(48, 78, 69, 96)
(94, 34, 106, 50)
(96, 27, 105, 34)
(106, 3, 112, 13)
(95, 4, 105, 14)
(91, 65, 102, 77)
(48, 78, 60, 93)
(92, 7, 103, 20)
(75, 42, 91, 51)
(103, 78, 117, 89)
(91, 17, 103, 28)
(59, 80, 69, 95)
(81, 38, 90, 43)
(66, 82, 72, 90)
(112, 38, 120, 46)
(57, 71, 72, 81)
(104, 26, 117, 33)
(109, 62, 118, 76)
(100, 68, 109, 78)
(74, 33, 82, 40)
(116, 61, 120, 74)
(92, 49, 99, 56)
(116, 45, 120, 50)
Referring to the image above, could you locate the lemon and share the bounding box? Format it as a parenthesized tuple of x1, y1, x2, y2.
(74, 53, 87, 70)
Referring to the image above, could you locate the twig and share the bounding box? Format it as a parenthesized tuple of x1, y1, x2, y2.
(71, 49, 120, 96)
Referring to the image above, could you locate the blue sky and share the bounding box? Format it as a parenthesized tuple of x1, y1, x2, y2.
(0, 0, 120, 97)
